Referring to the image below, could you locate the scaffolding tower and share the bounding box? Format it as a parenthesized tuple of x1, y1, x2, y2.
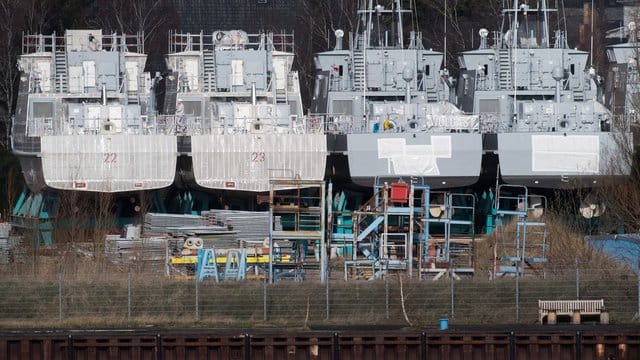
(268, 179, 327, 283)
(345, 179, 428, 280)
(421, 191, 476, 280)
(492, 184, 548, 278)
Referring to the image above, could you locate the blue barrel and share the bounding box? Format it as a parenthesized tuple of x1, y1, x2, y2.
(439, 318, 448, 330)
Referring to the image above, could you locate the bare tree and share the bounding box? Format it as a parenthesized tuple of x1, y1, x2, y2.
(80, 0, 177, 75)
(417, 0, 502, 71)
(0, 0, 23, 150)
(85, 0, 167, 42)
(22, 0, 56, 33)
(91, 192, 115, 255)
(594, 3, 640, 233)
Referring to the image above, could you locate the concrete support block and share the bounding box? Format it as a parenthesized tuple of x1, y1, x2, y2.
(571, 309, 581, 324)
(547, 310, 557, 325)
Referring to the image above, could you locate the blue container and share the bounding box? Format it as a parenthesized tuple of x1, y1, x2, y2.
(439, 318, 448, 330)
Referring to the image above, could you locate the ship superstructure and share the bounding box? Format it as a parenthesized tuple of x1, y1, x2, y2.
(312, 0, 482, 189)
(164, 30, 326, 192)
(457, 0, 631, 188)
(13, 30, 176, 192)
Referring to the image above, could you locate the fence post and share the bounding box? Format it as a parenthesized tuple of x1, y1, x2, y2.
(515, 269, 520, 322)
(325, 278, 330, 320)
(67, 335, 74, 360)
(450, 272, 455, 318)
(263, 277, 267, 322)
(575, 330, 582, 360)
(509, 332, 515, 360)
(58, 264, 63, 322)
(195, 276, 200, 321)
(576, 259, 580, 299)
(385, 275, 389, 320)
(127, 263, 132, 321)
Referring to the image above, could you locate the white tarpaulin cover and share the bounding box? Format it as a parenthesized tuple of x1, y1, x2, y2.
(191, 134, 327, 192)
(41, 135, 177, 192)
(531, 135, 599, 173)
(377, 136, 451, 176)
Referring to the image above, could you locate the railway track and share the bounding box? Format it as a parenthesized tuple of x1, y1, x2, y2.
(1, 325, 639, 359)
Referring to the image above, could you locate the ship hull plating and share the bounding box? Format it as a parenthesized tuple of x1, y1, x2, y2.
(191, 133, 327, 192)
(346, 133, 482, 189)
(41, 135, 177, 192)
(498, 132, 630, 188)
(15, 155, 46, 192)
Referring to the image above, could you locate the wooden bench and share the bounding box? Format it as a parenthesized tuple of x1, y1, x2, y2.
(538, 299, 605, 324)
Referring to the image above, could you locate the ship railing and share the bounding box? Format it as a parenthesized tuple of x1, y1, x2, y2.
(328, 75, 344, 92)
(100, 32, 145, 53)
(28, 71, 133, 95)
(22, 33, 56, 54)
(22, 32, 69, 54)
(27, 117, 54, 136)
(177, 73, 200, 93)
(170, 115, 319, 135)
(300, 115, 325, 134)
(269, 31, 295, 53)
(26, 115, 175, 136)
(288, 115, 323, 134)
(286, 72, 299, 93)
(317, 114, 483, 134)
(493, 31, 503, 49)
(319, 114, 361, 134)
(142, 114, 174, 135)
(168, 30, 294, 53)
(22, 32, 144, 54)
(482, 113, 630, 134)
(478, 113, 508, 133)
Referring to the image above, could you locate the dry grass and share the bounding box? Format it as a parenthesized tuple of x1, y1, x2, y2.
(475, 209, 625, 277)
(0, 204, 638, 329)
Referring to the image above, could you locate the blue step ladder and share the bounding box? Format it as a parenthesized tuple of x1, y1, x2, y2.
(223, 249, 247, 281)
(196, 248, 219, 282)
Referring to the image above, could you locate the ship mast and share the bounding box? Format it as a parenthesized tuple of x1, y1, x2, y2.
(542, 0, 549, 48)
(395, 0, 404, 48)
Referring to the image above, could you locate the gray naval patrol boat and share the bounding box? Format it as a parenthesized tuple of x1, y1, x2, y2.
(312, 0, 481, 189)
(457, 0, 631, 188)
(13, 30, 176, 192)
(163, 30, 326, 193)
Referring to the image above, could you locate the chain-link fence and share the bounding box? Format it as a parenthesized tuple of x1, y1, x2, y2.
(1, 262, 638, 327)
